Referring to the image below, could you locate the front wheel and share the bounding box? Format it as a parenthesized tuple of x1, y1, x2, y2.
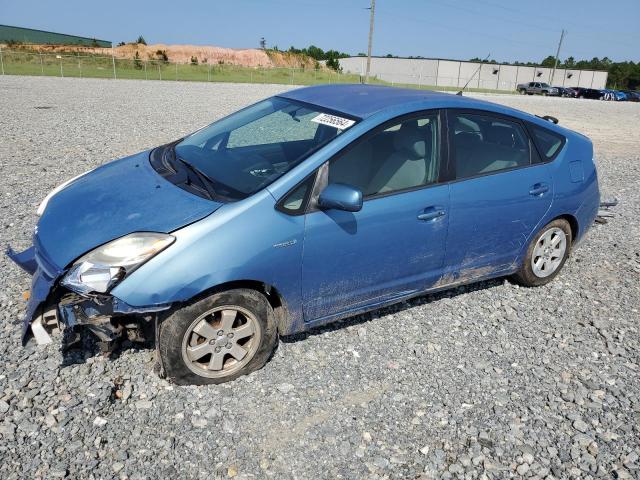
(158, 289, 278, 385)
(512, 219, 572, 287)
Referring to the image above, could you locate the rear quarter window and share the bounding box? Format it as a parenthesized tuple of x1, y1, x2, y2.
(529, 124, 566, 161)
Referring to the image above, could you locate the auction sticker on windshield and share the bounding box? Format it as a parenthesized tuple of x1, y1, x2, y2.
(311, 113, 355, 130)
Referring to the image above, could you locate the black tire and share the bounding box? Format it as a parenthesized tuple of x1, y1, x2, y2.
(519, 89, 526, 95)
(158, 289, 278, 385)
(512, 219, 572, 287)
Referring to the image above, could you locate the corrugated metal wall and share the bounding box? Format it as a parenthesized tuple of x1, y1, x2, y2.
(339, 57, 608, 91)
(0, 25, 111, 48)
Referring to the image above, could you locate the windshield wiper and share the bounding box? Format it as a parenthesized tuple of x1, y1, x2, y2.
(175, 156, 217, 200)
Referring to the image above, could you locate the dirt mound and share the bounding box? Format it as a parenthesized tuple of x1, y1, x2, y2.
(19, 43, 319, 69)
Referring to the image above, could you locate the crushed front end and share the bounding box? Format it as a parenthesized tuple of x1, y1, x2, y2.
(7, 242, 170, 351)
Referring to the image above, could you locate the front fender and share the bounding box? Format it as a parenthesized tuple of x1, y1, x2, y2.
(111, 190, 306, 334)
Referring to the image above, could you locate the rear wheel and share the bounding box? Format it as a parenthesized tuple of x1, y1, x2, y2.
(512, 219, 572, 287)
(519, 89, 526, 95)
(158, 289, 278, 385)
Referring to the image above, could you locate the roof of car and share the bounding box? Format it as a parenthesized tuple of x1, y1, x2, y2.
(278, 84, 454, 119)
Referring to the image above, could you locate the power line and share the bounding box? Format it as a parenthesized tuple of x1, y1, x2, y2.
(375, 5, 629, 61)
(451, 0, 638, 50)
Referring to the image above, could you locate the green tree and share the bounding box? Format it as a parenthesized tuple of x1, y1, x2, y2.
(326, 56, 342, 72)
(136, 36, 147, 45)
(540, 55, 556, 67)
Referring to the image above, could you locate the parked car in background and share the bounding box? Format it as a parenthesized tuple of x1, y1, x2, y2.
(517, 82, 559, 96)
(621, 90, 640, 102)
(555, 87, 577, 98)
(613, 91, 627, 101)
(573, 87, 604, 100)
(8, 85, 600, 385)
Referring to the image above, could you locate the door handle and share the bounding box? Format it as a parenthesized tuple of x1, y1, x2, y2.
(529, 183, 549, 196)
(418, 208, 446, 221)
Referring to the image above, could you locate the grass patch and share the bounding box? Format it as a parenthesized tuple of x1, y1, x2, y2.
(0, 49, 515, 94)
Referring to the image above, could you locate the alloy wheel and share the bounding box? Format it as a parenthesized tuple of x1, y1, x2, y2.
(531, 227, 567, 278)
(181, 306, 261, 378)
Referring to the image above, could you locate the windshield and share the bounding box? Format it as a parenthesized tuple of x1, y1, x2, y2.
(173, 97, 357, 200)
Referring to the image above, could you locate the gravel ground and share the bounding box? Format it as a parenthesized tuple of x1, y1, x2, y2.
(0, 76, 639, 479)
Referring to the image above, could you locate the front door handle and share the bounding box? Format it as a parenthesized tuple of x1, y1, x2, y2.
(418, 208, 446, 221)
(529, 183, 550, 196)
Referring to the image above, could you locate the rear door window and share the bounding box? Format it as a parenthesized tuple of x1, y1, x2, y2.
(450, 112, 532, 179)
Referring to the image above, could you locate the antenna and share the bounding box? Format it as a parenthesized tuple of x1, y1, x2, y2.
(456, 53, 491, 96)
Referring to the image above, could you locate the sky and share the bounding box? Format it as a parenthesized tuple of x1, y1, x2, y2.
(1, 0, 638, 63)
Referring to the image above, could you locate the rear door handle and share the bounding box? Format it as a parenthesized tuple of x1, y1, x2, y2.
(529, 183, 550, 196)
(418, 207, 446, 221)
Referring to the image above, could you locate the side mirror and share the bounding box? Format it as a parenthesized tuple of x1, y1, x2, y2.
(318, 183, 363, 212)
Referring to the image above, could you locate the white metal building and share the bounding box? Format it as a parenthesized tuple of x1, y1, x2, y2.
(339, 56, 608, 91)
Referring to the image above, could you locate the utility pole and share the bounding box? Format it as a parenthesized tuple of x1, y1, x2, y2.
(551, 29, 565, 85)
(365, 0, 376, 84)
(111, 45, 117, 79)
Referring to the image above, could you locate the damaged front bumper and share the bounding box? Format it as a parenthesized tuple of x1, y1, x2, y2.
(7, 245, 170, 347)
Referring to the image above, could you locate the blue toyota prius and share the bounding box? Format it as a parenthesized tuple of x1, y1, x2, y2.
(8, 84, 600, 384)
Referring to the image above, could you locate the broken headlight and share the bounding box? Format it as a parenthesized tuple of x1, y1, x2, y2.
(61, 232, 175, 295)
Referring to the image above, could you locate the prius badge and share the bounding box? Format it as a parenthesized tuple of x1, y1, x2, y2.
(273, 239, 297, 249)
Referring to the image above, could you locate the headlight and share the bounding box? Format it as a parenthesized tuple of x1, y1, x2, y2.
(61, 233, 175, 294)
(37, 171, 90, 216)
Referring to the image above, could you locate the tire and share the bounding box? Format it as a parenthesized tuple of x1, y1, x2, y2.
(542, 91, 547, 96)
(512, 219, 572, 287)
(519, 89, 526, 95)
(158, 289, 278, 385)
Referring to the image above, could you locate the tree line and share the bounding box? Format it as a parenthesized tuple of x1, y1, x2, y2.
(270, 45, 350, 71)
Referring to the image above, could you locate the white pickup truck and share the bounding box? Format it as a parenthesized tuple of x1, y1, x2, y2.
(516, 82, 559, 96)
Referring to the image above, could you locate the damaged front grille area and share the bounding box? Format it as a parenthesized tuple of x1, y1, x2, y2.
(59, 293, 129, 344)
(34, 290, 171, 352)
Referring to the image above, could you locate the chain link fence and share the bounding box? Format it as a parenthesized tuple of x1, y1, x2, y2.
(0, 48, 361, 85)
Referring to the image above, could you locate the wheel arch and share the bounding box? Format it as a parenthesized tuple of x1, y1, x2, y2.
(179, 279, 291, 334)
(552, 213, 579, 244)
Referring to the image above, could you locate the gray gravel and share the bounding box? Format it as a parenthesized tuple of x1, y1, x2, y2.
(1, 76, 639, 479)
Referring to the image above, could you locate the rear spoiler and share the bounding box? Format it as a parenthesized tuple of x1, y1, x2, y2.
(536, 115, 559, 124)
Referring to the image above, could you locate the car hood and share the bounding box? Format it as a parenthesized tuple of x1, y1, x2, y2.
(36, 151, 223, 269)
